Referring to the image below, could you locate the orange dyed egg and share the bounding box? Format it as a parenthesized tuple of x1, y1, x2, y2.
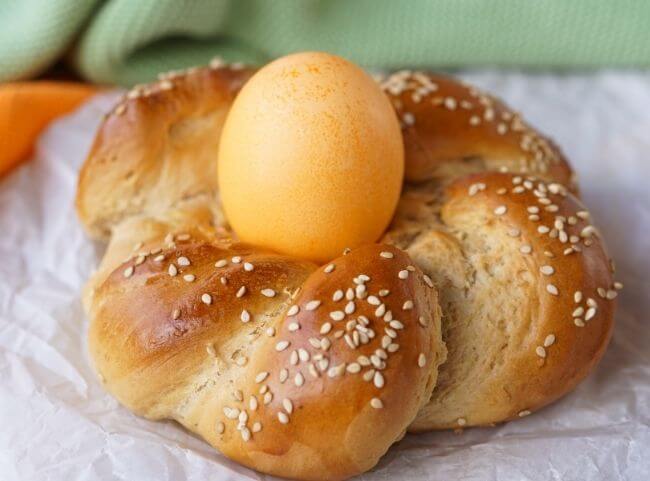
(218, 52, 404, 262)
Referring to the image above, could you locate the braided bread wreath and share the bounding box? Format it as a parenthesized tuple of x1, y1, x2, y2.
(76, 61, 620, 480)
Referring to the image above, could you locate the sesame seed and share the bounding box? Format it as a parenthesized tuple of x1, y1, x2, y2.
(346, 362, 361, 373)
(418, 316, 427, 327)
(367, 295, 381, 306)
(201, 293, 212, 305)
(418, 353, 426, 367)
(402, 112, 415, 126)
(574, 318, 585, 327)
(518, 410, 531, 417)
(324, 263, 335, 273)
(177, 256, 190, 266)
(216, 422, 225, 434)
(320, 322, 332, 334)
(305, 300, 321, 311)
(494, 205, 507, 216)
(574, 291, 583, 303)
(544, 334, 556, 347)
(585, 307, 597, 321)
(344, 301, 356, 314)
(252, 422, 262, 432)
(283, 398, 293, 414)
(215, 259, 227, 268)
(183, 274, 195, 282)
(370, 398, 383, 409)
(172, 308, 180, 320)
(398, 270, 409, 279)
(540, 265, 554, 276)
(389, 320, 404, 330)
(330, 311, 345, 321)
(379, 289, 390, 297)
(288, 322, 300, 331)
(255, 372, 269, 383)
(535, 346, 547, 358)
(403, 300, 414, 310)
(468, 182, 486, 196)
(614, 281, 623, 290)
(123, 266, 134, 278)
(287, 305, 299, 316)
(423, 275, 434, 288)
(469, 115, 481, 126)
(457, 418, 467, 426)
(223, 407, 239, 419)
(278, 412, 289, 424)
(261, 288, 276, 298)
(279, 369, 288, 383)
(328, 364, 345, 377)
(333, 290, 344, 301)
(154, 254, 165, 262)
(249, 396, 258, 411)
(275, 340, 290, 351)
(374, 371, 385, 388)
(294, 372, 304, 387)
(243, 262, 254, 272)
(546, 284, 559, 296)
(168, 264, 178, 276)
(240, 309, 251, 323)
(380, 251, 394, 259)
(236, 286, 247, 298)
(231, 256, 242, 264)
(606, 290, 617, 300)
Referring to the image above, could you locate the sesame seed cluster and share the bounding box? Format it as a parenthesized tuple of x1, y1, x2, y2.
(391, 170, 619, 429)
(115, 238, 439, 446)
(379, 70, 572, 184)
(465, 174, 619, 356)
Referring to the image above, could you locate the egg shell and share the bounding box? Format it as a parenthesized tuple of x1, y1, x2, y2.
(218, 51, 404, 262)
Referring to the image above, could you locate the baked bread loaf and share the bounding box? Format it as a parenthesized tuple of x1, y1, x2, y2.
(77, 62, 618, 480)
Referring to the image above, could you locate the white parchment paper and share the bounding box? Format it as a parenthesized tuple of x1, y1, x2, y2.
(1, 72, 649, 481)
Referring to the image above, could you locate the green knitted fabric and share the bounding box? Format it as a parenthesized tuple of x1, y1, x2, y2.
(2, 0, 650, 86)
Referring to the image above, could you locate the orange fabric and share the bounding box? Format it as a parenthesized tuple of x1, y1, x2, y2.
(0, 82, 99, 178)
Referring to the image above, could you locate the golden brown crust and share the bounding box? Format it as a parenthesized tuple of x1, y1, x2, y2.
(76, 64, 254, 239)
(380, 71, 576, 189)
(89, 227, 445, 480)
(384, 172, 616, 429)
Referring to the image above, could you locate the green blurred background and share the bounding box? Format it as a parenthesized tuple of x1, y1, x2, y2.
(1, 0, 649, 86)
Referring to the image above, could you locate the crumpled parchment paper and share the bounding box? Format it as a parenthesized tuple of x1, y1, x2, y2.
(1, 71, 648, 481)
